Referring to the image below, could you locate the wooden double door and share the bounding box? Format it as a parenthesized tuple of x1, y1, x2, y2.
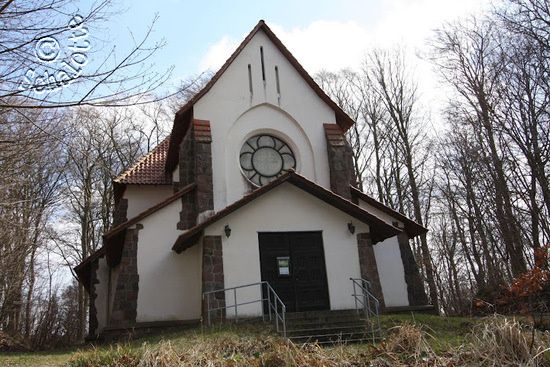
(259, 231, 330, 312)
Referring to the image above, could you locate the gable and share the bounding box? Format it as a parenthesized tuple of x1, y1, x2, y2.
(165, 20, 355, 173)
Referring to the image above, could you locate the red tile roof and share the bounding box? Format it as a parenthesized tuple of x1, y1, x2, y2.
(114, 137, 172, 185)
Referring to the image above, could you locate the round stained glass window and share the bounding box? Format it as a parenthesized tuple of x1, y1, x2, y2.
(239, 134, 296, 186)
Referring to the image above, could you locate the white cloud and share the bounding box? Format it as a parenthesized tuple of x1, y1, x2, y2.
(270, 21, 371, 73)
(196, 0, 493, 128)
(199, 35, 240, 71)
(198, 0, 492, 75)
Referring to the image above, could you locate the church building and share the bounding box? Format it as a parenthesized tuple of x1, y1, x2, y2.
(75, 20, 429, 338)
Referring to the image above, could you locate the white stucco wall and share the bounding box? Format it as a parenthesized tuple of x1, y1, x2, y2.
(193, 29, 336, 211)
(372, 237, 409, 307)
(357, 198, 409, 307)
(136, 200, 202, 322)
(204, 183, 369, 317)
(124, 185, 174, 219)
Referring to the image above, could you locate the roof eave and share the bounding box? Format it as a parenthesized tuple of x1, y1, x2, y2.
(350, 186, 428, 237)
(172, 172, 400, 253)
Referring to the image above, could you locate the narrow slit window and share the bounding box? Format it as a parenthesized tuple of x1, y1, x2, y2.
(248, 64, 253, 94)
(275, 66, 280, 94)
(260, 46, 266, 82)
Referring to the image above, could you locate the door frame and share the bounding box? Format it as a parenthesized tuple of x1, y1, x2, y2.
(258, 231, 331, 312)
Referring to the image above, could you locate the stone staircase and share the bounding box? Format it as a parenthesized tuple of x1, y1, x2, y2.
(285, 309, 381, 345)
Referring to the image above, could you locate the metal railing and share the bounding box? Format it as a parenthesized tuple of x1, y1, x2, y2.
(350, 277, 381, 342)
(202, 281, 287, 337)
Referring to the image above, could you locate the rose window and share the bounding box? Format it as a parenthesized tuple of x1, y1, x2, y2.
(239, 135, 296, 186)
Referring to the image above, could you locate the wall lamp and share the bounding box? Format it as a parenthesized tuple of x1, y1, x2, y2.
(347, 221, 355, 234)
(224, 224, 231, 238)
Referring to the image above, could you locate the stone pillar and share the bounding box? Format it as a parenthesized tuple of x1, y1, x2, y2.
(112, 198, 128, 226)
(357, 232, 385, 310)
(202, 236, 225, 321)
(324, 123, 356, 199)
(177, 125, 196, 230)
(110, 225, 141, 327)
(177, 119, 213, 229)
(398, 233, 429, 306)
(88, 259, 100, 337)
(192, 120, 214, 216)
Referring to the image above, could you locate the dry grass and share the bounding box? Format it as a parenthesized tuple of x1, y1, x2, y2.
(3, 314, 549, 367)
(457, 316, 550, 366)
(136, 335, 371, 367)
(63, 317, 550, 367)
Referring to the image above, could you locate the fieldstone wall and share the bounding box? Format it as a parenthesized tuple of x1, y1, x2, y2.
(112, 198, 128, 226)
(397, 233, 429, 306)
(177, 119, 213, 230)
(202, 236, 225, 321)
(357, 232, 386, 310)
(110, 226, 141, 328)
(88, 259, 100, 337)
(177, 128, 197, 229)
(193, 120, 214, 215)
(324, 124, 357, 199)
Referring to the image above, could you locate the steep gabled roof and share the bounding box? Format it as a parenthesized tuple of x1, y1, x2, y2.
(350, 186, 428, 238)
(164, 20, 356, 172)
(172, 171, 401, 253)
(114, 137, 171, 185)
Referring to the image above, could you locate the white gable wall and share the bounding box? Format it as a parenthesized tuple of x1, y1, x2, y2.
(135, 200, 202, 322)
(204, 183, 369, 317)
(124, 185, 174, 219)
(356, 198, 409, 307)
(373, 237, 409, 307)
(194, 30, 335, 211)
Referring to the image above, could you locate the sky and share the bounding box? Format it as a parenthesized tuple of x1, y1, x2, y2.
(105, 0, 491, 82)
(92, 0, 493, 122)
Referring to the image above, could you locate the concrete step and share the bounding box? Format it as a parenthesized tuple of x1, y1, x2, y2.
(287, 320, 369, 331)
(286, 316, 376, 329)
(286, 309, 358, 321)
(283, 310, 380, 344)
(289, 329, 382, 344)
(287, 324, 367, 337)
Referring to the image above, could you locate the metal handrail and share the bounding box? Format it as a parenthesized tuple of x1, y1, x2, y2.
(350, 277, 381, 342)
(203, 281, 286, 337)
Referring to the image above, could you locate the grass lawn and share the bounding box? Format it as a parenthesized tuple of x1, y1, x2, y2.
(0, 313, 474, 367)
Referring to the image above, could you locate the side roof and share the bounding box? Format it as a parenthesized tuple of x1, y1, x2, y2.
(164, 20, 356, 172)
(74, 183, 196, 288)
(350, 186, 428, 237)
(114, 137, 171, 185)
(172, 171, 401, 253)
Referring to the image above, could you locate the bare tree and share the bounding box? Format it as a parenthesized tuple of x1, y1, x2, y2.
(366, 48, 439, 310)
(431, 17, 528, 277)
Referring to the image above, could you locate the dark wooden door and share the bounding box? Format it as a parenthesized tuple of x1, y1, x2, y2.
(259, 232, 330, 312)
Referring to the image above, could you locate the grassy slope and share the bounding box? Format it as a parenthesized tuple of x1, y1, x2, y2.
(0, 314, 474, 367)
